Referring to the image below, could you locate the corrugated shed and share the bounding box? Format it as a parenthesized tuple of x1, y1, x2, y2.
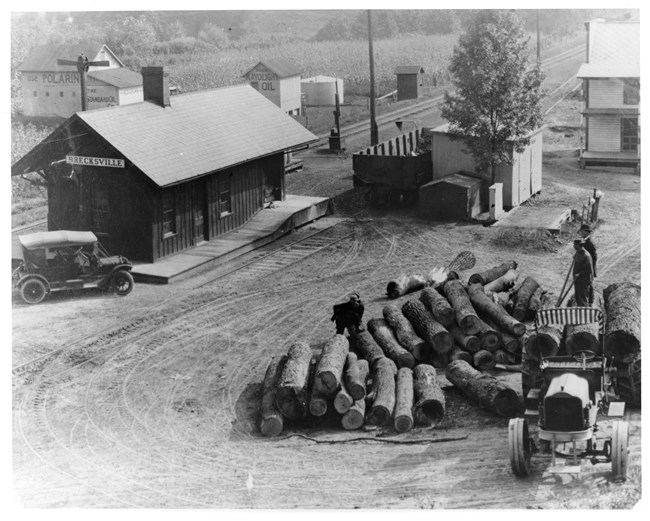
(395, 65, 424, 75)
(75, 84, 317, 187)
(243, 58, 302, 78)
(578, 21, 639, 78)
(18, 42, 122, 71)
(88, 68, 142, 89)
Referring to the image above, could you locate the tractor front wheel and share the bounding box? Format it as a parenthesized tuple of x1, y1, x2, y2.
(509, 418, 532, 477)
(611, 420, 629, 481)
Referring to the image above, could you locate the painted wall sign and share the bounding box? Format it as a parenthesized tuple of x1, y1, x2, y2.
(66, 155, 125, 168)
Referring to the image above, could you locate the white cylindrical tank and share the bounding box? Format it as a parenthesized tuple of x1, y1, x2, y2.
(301, 76, 344, 106)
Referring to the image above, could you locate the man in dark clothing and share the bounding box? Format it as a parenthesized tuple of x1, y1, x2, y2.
(579, 224, 597, 277)
(331, 293, 365, 334)
(573, 239, 594, 306)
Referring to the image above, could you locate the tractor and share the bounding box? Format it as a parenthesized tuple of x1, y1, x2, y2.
(508, 307, 629, 480)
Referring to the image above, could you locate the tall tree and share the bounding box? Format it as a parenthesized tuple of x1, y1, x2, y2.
(440, 10, 545, 184)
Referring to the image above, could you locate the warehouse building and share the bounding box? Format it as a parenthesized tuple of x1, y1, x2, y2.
(243, 58, 302, 115)
(18, 42, 143, 118)
(12, 67, 319, 263)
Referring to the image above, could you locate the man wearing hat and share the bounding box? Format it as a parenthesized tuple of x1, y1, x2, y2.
(331, 293, 365, 335)
(572, 239, 594, 306)
(579, 224, 597, 277)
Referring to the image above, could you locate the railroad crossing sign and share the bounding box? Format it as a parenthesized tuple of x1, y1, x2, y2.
(56, 54, 110, 111)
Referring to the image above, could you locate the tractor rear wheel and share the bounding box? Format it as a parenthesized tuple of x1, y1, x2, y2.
(615, 357, 641, 409)
(508, 418, 532, 477)
(611, 420, 629, 481)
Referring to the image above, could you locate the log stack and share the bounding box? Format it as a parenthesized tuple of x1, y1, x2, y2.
(603, 282, 641, 363)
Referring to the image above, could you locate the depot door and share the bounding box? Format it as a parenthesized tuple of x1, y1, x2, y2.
(192, 180, 208, 244)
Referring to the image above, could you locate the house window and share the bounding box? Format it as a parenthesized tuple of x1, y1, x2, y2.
(621, 118, 638, 152)
(60, 91, 64, 97)
(91, 183, 110, 234)
(72, 91, 76, 97)
(219, 174, 232, 216)
(623, 79, 640, 105)
(45, 91, 50, 97)
(162, 190, 177, 236)
(33, 91, 37, 97)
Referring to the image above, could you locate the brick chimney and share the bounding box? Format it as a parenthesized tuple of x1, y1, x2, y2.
(141, 66, 170, 107)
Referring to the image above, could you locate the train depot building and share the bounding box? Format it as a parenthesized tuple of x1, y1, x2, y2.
(12, 67, 323, 269)
(18, 42, 143, 118)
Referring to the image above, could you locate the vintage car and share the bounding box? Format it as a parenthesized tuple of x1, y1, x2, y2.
(13, 230, 134, 304)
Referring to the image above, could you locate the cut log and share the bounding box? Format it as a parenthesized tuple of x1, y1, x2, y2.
(448, 322, 480, 353)
(367, 357, 397, 426)
(341, 399, 366, 430)
(445, 360, 520, 417)
(431, 351, 449, 368)
(412, 364, 446, 426)
(526, 325, 562, 361)
(446, 250, 477, 273)
(393, 367, 414, 432)
(309, 386, 329, 417)
(500, 329, 522, 356)
(494, 349, 514, 365)
(467, 284, 526, 337)
(525, 286, 545, 321)
(333, 380, 354, 414)
(565, 297, 602, 356)
(473, 349, 496, 370)
(604, 282, 641, 363)
(314, 334, 349, 395)
(468, 261, 518, 286)
(402, 299, 453, 356)
(386, 274, 427, 299)
(275, 341, 313, 420)
(511, 276, 540, 322)
(475, 318, 501, 352)
(382, 304, 429, 358)
(442, 279, 481, 335)
(350, 329, 384, 368)
(367, 318, 415, 369)
(344, 352, 367, 401)
(449, 346, 473, 365)
(483, 269, 519, 296)
(260, 356, 286, 437)
(419, 287, 455, 327)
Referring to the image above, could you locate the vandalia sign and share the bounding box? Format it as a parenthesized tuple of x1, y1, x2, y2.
(66, 155, 125, 168)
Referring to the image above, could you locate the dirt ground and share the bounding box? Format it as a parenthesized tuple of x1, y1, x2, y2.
(11, 92, 641, 509)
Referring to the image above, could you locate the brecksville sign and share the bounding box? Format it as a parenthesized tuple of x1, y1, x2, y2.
(66, 155, 125, 168)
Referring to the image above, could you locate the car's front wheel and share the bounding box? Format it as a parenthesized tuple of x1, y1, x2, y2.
(111, 270, 134, 296)
(20, 278, 47, 304)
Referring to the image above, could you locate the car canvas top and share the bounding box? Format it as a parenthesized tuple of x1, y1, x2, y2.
(18, 230, 98, 250)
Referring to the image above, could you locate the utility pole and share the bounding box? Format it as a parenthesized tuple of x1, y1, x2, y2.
(367, 10, 379, 146)
(536, 10, 541, 68)
(57, 54, 109, 111)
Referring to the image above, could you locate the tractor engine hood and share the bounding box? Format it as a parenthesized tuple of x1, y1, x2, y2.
(543, 373, 591, 431)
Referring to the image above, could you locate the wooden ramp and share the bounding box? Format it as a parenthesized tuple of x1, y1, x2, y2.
(131, 195, 330, 284)
(491, 206, 571, 233)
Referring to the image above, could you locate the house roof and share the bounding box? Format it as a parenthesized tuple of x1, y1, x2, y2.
(88, 68, 142, 89)
(18, 42, 123, 72)
(395, 66, 424, 75)
(13, 84, 318, 188)
(243, 58, 302, 79)
(577, 21, 639, 78)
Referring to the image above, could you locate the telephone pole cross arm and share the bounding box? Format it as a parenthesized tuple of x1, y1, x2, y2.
(56, 54, 110, 111)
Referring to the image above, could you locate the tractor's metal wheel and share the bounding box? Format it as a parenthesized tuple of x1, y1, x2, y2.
(20, 278, 47, 305)
(611, 420, 629, 481)
(615, 357, 642, 409)
(509, 418, 532, 477)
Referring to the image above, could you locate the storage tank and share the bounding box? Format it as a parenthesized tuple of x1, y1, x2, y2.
(301, 76, 344, 106)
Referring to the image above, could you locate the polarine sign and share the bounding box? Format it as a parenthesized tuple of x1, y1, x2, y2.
(66, 155, 125, 168)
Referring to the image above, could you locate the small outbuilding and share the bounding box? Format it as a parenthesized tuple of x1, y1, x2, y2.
(428, 124, 543, 209)
(418, 172, 484, 221)
(18, 42, 143, 118)
(243, 58, 302, 115)
(395, 65, 424, 101)
(301, 76, 344, 106)
(12, 67, 318, 263)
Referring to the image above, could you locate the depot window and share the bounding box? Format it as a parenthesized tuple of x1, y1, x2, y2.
(219, 173, 232, 217)
(162, 190, 177, 236)
(623, 79, 640, 105)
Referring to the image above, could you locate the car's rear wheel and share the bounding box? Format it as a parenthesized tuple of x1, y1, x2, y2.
(111, 270, 134, 296)
(20, 278, 47, 304)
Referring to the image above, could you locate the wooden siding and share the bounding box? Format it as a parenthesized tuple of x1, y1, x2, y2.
(588, 116, 622, 152)
(279, 77, 302, 113)
(588, 79, 627, 109)
(397, 74, 420, 101)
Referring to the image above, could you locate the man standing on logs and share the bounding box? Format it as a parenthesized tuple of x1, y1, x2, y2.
(331, 293, 365, 335)
(572, 239, 594, 306)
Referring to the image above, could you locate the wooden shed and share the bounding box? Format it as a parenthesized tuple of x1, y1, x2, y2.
(11, 67, 318, 263)
(418, 172, 485, 221)
(428, 124, 543, 209)
(243, 58, 302, 116)
(395, 65, 424, 101)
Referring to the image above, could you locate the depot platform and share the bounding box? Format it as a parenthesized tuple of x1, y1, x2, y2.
(491, 206, 571, 233)
(131, 194, 330, 284)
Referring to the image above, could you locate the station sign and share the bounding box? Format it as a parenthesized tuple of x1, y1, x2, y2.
(66, 155, 125, 168)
